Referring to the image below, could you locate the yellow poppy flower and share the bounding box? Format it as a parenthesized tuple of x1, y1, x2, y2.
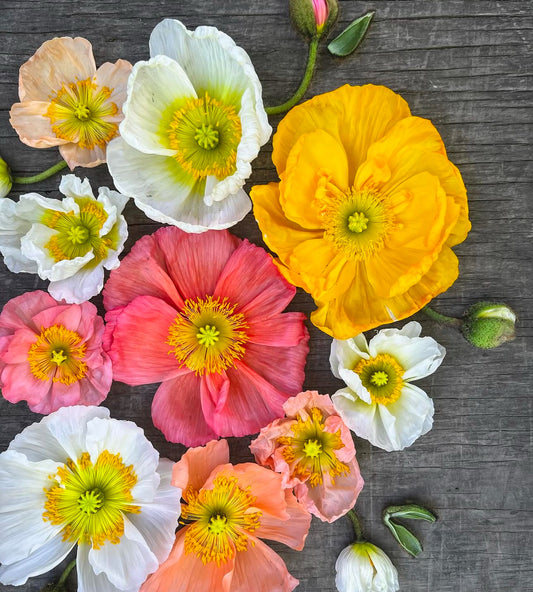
(251, 84, 470, 338)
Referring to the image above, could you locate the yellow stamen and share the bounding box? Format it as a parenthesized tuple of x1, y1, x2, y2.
(354, 353, 405, 405)
(167, 296, 248, 375)
(182, 475, 261, 565)
(46, 78, 118, 149)
(43, 450, 140, 549)
(28, 325, 87, 385)
(278, 407, 350, 487)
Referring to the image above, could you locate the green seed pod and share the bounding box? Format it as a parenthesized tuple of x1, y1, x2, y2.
(462, 302, 517, 349)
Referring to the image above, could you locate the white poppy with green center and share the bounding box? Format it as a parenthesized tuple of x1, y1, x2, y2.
(329, 321, 446, 451)
(0, 174, 128, 303)
(0, 406, 181, 592)
(106, 18, 271, 233)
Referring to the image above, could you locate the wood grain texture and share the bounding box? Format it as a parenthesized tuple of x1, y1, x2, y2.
(0, 1, 531, 591)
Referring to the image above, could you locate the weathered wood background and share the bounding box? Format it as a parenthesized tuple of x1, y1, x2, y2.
(0, 1, 531, 591)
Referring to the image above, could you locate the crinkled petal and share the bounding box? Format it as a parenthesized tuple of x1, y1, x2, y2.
(172, 439, 229, 492)
(77, 544, 134, 592)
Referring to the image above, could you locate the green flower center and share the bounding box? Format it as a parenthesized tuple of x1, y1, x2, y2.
(303, 439, 323, 458)
(40, 197, 120, 266)
(348, 211, 369, 233)
(78, 489, 104, 514)
(354, 353, 404, 405)
(166, 93, 242, 180)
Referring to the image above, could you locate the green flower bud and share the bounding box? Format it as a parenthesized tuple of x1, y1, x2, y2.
(462, 302, 517, 349)
(0, 157, 12, 198)
(289, 0, 338, 40)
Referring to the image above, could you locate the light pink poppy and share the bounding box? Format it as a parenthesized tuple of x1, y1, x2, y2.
(250, 390, 364, 522)
(10, 37, 131, 169)
(0, 290, 112, 413)
(103, 226, 309, 446)
(141, 439, 311, 592)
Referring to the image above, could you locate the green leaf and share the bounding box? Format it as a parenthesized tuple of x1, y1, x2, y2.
(386, 520, 423, 557)
(327, 11, 374, 57)
(384, 504, 437, 523)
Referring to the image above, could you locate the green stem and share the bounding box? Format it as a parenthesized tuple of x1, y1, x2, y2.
(57, 559, 76, 588)
(265, 37, 319, 116)
(13, 160, 68, 185)
(347, 509, 365, 542)
(422, 305, 462, 328)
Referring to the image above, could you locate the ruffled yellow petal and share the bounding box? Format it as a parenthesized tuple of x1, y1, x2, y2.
(273, 84, 411, 179)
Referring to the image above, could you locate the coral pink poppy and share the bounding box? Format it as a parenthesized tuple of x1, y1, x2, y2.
(10, 37, 131, 169)
(141, 439, 311, 592)
(0, 290, 112, 413)
(250, 390, 364, 522)
(103, 227, 309, 446)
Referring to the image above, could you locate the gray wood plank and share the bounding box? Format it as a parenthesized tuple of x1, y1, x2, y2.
(0, 1, 531, 591)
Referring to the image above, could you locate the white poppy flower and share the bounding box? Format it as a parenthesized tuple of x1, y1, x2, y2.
(107, 18, 271, 233)
(0, 406, 181, 592)
(335, 542, 399, 592)
(0, 174, 128, 303)
(330, 321, 445, 451)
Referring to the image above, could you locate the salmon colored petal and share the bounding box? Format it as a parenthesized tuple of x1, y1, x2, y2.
(250, 183, 321, 263)
(104, 296, 183, 385)
(172, 439, 229, 491)
(230, 537, 298, 592)
(246, 312, 308, 347)
(140, 528, 233, 592)
(103, 232, 184, 311)
(273, 84, 411, 178)
(201, 362, 288, 438)
(280, 129, 349, 229)
(255, 489, 311, 550)
(18, 37, 96, 102)
(93, 60, 132, 117)
(152, 373, 218, 446)
(58, 142, 107, 169)
(9, 101, 65, 148)
(243, 340, 308, 396)
(155, 227, 240, 302)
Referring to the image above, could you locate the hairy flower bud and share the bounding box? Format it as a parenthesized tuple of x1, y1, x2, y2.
(289, 0, 338, 39)
(462, 302, 517, 349)
(0, 157, 12, 198)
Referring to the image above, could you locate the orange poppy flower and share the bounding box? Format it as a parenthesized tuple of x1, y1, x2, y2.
(251, 84, 470, 338)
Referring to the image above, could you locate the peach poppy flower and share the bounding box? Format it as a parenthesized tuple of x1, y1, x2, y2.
(141, 439, 311, 592)
(10, 37, 131, 169)
(250, 390, 364, 522)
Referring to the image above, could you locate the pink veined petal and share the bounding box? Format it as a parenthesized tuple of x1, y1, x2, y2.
(230, 536, 299, 592)
(155, 227, 241, 302)
(140, 528, 233, 592)
(31, 303, 84, 334)
(201, 362, 289, 438)
(151, 373, 218, 447)
(0, 291, 57, 333)
(202, 371, 231, 414)
(104, 295, 184, 385)
(246, 312, 308, 347)
(0, 363, 53, 409)
(18, 37, 96, 102)
(213, 239, 297, 318)
(1, 327, 39, 365)
(255, 489, 311, 551)
(242, 339, 309, 396)
(103, 232, 184, 311)
(172, 439, 229, 492)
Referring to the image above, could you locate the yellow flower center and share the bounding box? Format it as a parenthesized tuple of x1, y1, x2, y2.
(167, 93, 242, 180)
(316, 180, 394, 261)
(40, 198, 119, 265)
(182, 475, 262, 565)
(354, 353, 405, 405)
(43, 450, 141, 549)
(28, 324, 87, 385)
(278, 407, 350, 487)
(46, 78, 119, 149)
(167, 296, 248, 375)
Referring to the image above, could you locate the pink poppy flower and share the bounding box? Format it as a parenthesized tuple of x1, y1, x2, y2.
(250, 390, 364, 522)
(103, 227, 309, 446)
(0, 290, 112, 413)
(141, 439, 311, 592)
(10, 37, 131, 169)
